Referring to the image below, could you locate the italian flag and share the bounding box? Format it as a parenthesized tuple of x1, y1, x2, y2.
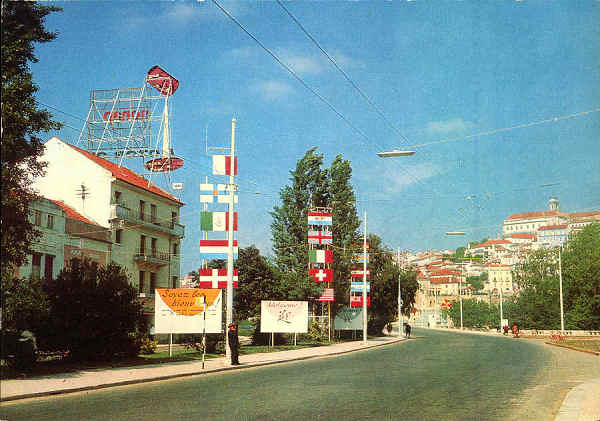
(200, 212, 238, 231)
(308, 249, 333, 264)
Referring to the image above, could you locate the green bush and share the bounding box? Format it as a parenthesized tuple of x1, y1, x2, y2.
(138, 336, 158, 354)
(301, 321, 327, 343)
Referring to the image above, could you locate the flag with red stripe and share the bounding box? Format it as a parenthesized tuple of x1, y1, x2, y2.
(213, 155, 238, 175)
(317, 288, 334, 302)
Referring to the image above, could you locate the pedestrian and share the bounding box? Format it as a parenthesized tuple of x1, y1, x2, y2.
(228, 323, 240, 365)
(503, 325, 509, 335)
(511, 323, 519, 338)
(405, 323, 411, 338)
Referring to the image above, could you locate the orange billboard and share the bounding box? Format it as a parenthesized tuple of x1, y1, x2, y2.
(154, 289, 222, 333)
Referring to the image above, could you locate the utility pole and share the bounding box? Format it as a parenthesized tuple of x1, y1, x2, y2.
(558, 246, 565, 332)
(397, 248, 403, 338)
(362, 210, 368, 344)
(225, 118, 236, 362)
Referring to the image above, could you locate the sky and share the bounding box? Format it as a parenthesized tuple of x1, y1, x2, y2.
(32, 1, 600, 276)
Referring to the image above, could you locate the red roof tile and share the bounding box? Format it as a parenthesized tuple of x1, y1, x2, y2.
(538, 224, 568, 231)
(49, 199, 100, 226)
(471, 239, 512, 248)
(60, 141, 183, 205)
(430, 268, 461, 277)
(507, 233, 537, 240)
(569, 211, 600, 218)
(508, 211, 567, 220)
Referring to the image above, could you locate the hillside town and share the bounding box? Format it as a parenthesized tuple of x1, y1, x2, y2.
(402, 197, 600, 328)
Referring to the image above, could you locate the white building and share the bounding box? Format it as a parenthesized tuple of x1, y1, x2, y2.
(502, 197, 568, 236)
(32, 137, 185, 321)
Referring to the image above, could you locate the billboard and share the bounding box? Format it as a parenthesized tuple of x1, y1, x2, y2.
(260, 301, 308, 333)
(334, 306, 364, 330)
(154, 289, 222, 334)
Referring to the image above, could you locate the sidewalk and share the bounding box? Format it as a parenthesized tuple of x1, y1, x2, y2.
(0, 336, 403, 402)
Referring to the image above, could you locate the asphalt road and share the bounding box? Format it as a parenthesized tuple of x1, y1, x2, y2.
(2, 329, 598, 420)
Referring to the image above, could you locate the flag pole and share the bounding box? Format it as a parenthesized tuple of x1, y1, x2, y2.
(225, 118, 236, 363)
(362, 210, 368, 344)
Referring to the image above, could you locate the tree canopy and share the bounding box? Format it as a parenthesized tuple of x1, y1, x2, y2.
(1, 2, 62, 277)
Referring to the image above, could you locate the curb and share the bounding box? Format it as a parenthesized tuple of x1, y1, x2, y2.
(545, 341, 600, 356)
(1, 338, 404, 402)
(554, 378, 600, 421)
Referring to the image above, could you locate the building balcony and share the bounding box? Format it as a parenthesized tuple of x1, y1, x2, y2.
(110, 202, 184, 238)
(134, 248, 170, 270)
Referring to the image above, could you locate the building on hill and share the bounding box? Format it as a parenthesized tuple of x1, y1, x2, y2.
(502, 197, 568, 236)
(537, 224, 569, 248)
(485, 264, 515, 296)
(31, 137, 185, 315)
(568, 211, 600, 232)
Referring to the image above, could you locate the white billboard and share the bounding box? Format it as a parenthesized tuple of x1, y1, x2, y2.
(260, 301, 308, 333)
(334, 306, 364, 330)
(154, 289, 222, 334)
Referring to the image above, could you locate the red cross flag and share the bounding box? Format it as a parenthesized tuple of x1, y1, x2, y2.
(309, 268, 333, 283)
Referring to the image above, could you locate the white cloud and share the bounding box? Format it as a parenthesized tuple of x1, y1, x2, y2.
(383, 162, 441, 193)
(276, 50, 323, 76)
(425, 118, 473, 136)
(330, 50, 365, 70)
(251, 80, 293, 101)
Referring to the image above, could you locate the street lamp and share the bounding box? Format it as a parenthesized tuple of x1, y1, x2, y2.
(378, 150, 415, 337)
(446, 231, 465, 330)
(377, 150, 416, 158)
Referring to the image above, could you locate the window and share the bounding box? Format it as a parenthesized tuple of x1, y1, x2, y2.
(115, 229, 122, 244)
(44, 255, 54, 280)
(34, 210, 42, 226)
(32, 253, 42, 279)
(114, 191, 122, 204)
(150, 272, 157, 295)
(151, 204, 157, 224)
(171, 211, 177, 229)
(172, 276, 178, 288)
(139, 271, 145, 294)
(173, 243, 178, 256)
(47, 214, 54, 229)
(140, 235, 146, 255)
(139, 200, 145, 221)
(151, 238, 157, 257)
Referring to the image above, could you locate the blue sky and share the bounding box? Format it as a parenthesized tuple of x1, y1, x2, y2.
(33, 1, 600, 275)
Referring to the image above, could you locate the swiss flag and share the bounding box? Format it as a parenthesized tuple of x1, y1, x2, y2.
(308, 268, 333, 283)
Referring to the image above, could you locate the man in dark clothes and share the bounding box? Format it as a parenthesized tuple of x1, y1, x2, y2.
(405, 323, 411, 338)
(228, 323, 240, 365)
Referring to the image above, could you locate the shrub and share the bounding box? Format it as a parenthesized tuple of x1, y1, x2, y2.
(138, 336, 158, 354)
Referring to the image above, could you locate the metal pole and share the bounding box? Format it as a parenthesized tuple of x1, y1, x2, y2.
(397, 248, 403, 338)
(202, 301, 206, 369)
(499, 284, 504, 332)
(459, 262, 463, 330)
(362, 211, 368, 344)
(558, 246, 565, 332)
(225, 118, 236, 362)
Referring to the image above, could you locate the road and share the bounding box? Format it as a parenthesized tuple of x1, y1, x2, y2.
(1, 329, 598, 420)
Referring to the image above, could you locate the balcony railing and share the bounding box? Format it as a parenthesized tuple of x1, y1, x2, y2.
(134, 248, 171, 265)
(111, 202, 184, 238)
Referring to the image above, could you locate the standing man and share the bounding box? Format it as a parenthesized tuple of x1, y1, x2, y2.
(227, 323, 239, 365)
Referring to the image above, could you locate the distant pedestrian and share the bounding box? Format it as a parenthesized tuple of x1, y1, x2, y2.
(228, 323, 240, 365)
(405, 323, 411, 338)
(503, 325, 509, 335)
(511, 323, 519, 338)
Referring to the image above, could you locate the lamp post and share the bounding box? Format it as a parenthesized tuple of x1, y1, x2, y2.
(378, 150, 415, 337)
(558, 245, 565, 332)
(445, 231, 465, 330)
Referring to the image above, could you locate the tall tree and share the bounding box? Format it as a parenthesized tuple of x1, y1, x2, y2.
(328, 155, 361, 317)
(270, 148, 329, 301)
(562, 223, 600, 329)
(1, 2, 62, 278)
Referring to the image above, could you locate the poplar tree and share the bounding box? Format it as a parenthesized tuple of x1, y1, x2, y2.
(1, 2, 62, 278)
(271, 148, 329, 301)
